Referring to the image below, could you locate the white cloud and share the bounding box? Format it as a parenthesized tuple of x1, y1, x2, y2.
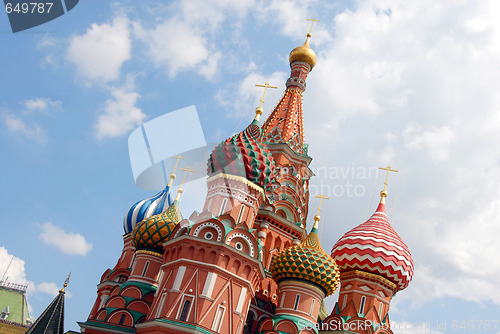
(36, 282, 72, 298)
(67, 16, 131, 82)
(134, 19, 213, 78)
(2, 113, 46, 143)
(133, 0, 256, 79)
(0, 247, 34, 292)
(38, 222, 92, 256)
(95, 84, 146, 140)
(23, 98, 62, 113)
(216, 71, 288, 119)
(403, 124, 455, 161)
(288, 0, 500, 310)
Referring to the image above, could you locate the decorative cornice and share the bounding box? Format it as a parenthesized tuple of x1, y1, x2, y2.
(135, 249, 163, 258)
(207, 173, 265, 196)
(340, 270, 397, 291)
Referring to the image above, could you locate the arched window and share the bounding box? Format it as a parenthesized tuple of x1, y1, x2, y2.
(179, 300, 191, 321)
(211, 305, 225, 332)
(118, 313, 126, 325)
(293, 294, 301, 310)
(359, 296, 366, 314)
(237, 205, 245, 224)
(142, 261, 149, 277)
(219, 198, 228, 216)
(309, 299, 316, 315)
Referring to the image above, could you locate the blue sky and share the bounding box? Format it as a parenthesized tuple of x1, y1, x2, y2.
(1, 1, 500, 333)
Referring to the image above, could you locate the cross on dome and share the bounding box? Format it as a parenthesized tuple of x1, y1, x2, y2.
(307, 17, 320, 36)
(254, 82, 278, 121)
(378, 165, 398, 202)
(313, 193, 329, 223)
(176, 167, 195, 201)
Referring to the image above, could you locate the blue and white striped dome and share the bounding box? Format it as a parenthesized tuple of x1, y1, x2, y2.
(123, 186, 173, 234)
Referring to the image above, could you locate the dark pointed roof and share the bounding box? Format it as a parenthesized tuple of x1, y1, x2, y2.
(26, 275, 69, 334)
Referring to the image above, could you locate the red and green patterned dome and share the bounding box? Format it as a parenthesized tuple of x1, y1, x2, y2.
(132, 200, 181, 253)
(207, 121, 277, 189)
(271, 217, 340, 296)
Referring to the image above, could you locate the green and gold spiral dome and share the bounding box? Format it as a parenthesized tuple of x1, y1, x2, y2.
(271, 215, 340, 296)
(132, 199, 181, 253)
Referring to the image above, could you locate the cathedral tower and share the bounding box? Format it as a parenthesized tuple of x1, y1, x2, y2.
(324, 176, 414, 334)
(250, 31, 319, 327)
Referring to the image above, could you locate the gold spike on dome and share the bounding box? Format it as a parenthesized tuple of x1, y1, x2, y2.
(60, 272, 71, 293)
(289, 33, 317, 69)
(270, 214, 340, 296)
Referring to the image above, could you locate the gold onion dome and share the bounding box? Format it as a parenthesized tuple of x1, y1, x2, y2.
(132, 199, 182, 253)
(289, 33, 317, 69)
(270, 215, 340, 296)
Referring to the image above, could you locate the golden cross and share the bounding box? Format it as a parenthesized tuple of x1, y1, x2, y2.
(314, 193, 330, 216)
(255, 82, 278, 110)
(178, 167, 196, 187)
(171, 154, 185, 174)
(378, 165, 399, 192)
(307, 17, 320, 35)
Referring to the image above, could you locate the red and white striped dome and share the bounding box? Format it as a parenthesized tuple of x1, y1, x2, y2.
(331, 202, 414, 291)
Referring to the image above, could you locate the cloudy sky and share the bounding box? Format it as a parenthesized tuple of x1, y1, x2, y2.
(1, 1, 499, 333)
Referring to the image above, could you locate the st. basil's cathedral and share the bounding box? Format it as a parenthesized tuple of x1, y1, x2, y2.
(68, 28, 415, 334)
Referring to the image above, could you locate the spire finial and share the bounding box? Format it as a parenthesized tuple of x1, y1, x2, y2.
(60, 272, 71, 293)
(167, 154, 185, 187)
(313, 193, 330, 228)
(307, 17, 320, 36)
(176, 167, 195, 201)
(378, 165, 398, 203)
(254, 82, 278, 122)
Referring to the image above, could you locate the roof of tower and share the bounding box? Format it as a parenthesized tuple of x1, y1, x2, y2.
(132, 193, 182, 253)
(331, 199, 414, 291)
(289, 33, 317, 69)
(207, 119, 277, 189)
(270, 215, 340, 296)
(26, 276, 68, 334)
(261, 33, 317, 156)
(123, 184, 173, 234)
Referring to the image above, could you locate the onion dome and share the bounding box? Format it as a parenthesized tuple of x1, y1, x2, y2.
(132, 191, 182, 253)
(123, 185, 172, 234)
(331, 198, 414, 291)
(289, 33, 317, 70)
(271, 215, 340, 296)
(207, 120, 277, 189)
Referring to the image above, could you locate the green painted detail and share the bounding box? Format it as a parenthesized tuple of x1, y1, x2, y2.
(263, 314, 318, 334)
(132, 201, 182, 252)
(262, 126, 310, 157)
(119, 281, 157, 296)
(0, 286, 29, 325)
(207, 123, 277, 189)
(156, 318, 215, 334)
(271, 228, 340, 296)
(81, 320, 136, 333)
(104, 306, 146, 324)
